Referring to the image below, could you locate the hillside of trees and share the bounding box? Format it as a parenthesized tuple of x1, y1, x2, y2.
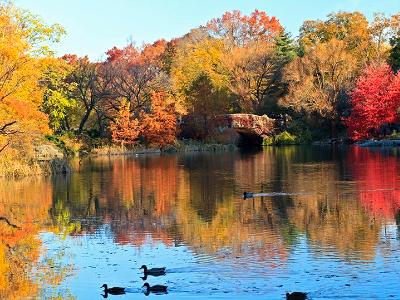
(1, 2, 400, 176)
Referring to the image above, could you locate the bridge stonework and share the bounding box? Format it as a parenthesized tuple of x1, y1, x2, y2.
(214, 114, 277, 145)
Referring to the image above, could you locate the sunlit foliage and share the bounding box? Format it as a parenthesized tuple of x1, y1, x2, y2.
(0, 2, 64, 175)
(110, 99, 139, 146)
(344, 63, 400, 140)
(140, 92, 177, 147)
(1, 3, 400, 168)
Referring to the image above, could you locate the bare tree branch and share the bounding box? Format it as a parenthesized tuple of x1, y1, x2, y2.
(0, 216, 21, 229)
(0, 120, 17, 132)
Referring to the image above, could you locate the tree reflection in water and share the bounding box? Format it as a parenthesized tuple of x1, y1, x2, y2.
(0, 178, 74, 299)
(52, 147, 400, 262)
(349, 147, 400, 219)
(2, 146, 400, 298)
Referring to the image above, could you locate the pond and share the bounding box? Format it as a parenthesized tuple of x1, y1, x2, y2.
(1, 146, 400, 299)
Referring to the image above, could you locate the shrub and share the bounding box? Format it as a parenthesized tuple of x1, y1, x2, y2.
(262, 136, 275, 146)
(263, 131, 298, 146)
(274, 131, 297, 145)
(389, 130, 400, 140)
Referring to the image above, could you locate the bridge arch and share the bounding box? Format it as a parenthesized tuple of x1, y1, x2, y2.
(215, 114, 277, 147)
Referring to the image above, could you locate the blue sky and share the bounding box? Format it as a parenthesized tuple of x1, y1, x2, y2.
(15, 0, 400, 60)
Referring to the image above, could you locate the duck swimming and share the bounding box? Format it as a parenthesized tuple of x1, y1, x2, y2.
(142, 283, 168, 296)
(139, 265, 166, 276)
(286, 292, 308, 300)
(101, 284, 125, 295)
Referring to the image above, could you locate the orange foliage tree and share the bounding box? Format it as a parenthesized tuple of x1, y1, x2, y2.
(110, 99, 139, 146)
(207, 9, 282, 47)
(140, 92, 177, 147)
(0, 2, 64, 175)
(104, 40, 168, 117)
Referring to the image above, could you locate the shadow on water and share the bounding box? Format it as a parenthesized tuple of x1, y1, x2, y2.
(101, 286, 169, 298)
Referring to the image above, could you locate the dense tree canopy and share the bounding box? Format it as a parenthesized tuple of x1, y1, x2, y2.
(0, 2, 64, 172)
(1, 3, 400, 167)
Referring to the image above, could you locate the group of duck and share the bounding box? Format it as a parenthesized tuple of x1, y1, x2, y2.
(101, 264, 167, 297)
(101, 264, 308, 299)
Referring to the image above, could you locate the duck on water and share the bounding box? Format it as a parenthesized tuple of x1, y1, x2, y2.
(101, 284, 125, 297)
(286, 292, 308, 300)
(140, 265, 166, 277)
(142, 283, 168, 296)
(243, 192, 290, 199)
(243, 191, 307, 199)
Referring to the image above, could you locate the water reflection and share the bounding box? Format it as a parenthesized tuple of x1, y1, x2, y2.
(1, 146, 400, 298)
(0, 178, 74, 299)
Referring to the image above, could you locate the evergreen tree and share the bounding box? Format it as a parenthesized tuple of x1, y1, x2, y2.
(274, 30, 297, 63)
(389, 32, 400, 73)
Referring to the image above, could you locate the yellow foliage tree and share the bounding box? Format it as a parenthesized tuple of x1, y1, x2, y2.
(0, 2, 64, 175)
(171, 37, 231, 114)
(282, 39, 357, 136)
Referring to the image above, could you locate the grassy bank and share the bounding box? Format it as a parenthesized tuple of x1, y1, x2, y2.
(0, 137, 237, 179)
(0, 144, 70, 179)
(90, 140, 238, 156)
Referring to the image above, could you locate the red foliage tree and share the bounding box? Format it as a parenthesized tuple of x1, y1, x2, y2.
(344, 63, 400, 140)
(110, 99, 139, 146)
(207, 9, 282, 46)
(140, 92, 177, 147)
(103, 41, 168, 117)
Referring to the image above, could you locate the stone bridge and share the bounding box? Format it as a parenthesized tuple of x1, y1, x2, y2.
(214, 114, 277, 145)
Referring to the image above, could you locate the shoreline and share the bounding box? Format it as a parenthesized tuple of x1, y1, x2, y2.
(4, 138, 400, 179)
(357, 139, 400, 148)
(89, 141, 238, 157)
(0, 141, 238, 178)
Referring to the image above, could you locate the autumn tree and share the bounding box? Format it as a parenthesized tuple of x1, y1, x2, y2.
(300, 12, 400, 65)
(171, 37, 231, 115)
(110, 99, 139, 146)
(0, 2, 64, 166)
(280, 12, 400, 137)
(104, 41, 168, 118)
(369, 13, 400, 62)
(207, 9, 282, 47)
(66, 56, 113, 134)
(282, 38, 357, 136)
(344, 63, 400, 140)
(40, 58, 76, 132)
(205, 10, 285, 114)
(140, 92, 177, 147)
(222, 41, 284, 113)
(300, 12, 371, 64)
(183, 73, 231, 138)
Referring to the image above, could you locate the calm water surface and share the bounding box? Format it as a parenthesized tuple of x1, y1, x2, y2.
(1, 146, 400, 299)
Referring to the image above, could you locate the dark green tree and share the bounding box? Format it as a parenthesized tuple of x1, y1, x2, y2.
(389, 32, 400, 73)
(258, 30, 297, 116)
(274, 30, 297, 63)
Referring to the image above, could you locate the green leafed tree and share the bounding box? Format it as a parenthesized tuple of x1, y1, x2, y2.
(41, 59, 77, 133)
(389, 32, 400, 73)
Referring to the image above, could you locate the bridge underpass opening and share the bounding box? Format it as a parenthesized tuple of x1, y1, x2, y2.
(236, 130, 263, 147)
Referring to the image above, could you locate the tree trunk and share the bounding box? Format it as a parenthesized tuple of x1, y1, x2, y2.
(78, 107, 93, 134)
(63, 117, 71, 131)
(95, 110, 104, 137)
(331, 119, 337, 139)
